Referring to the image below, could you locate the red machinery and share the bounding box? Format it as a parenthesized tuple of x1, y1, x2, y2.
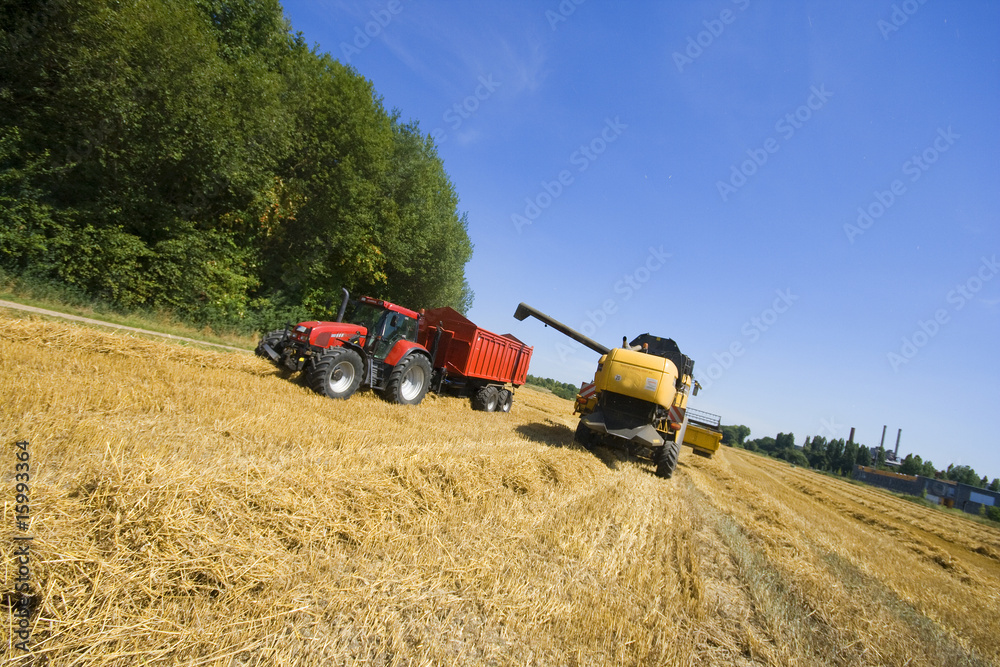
(257, 291, 532, 411)
(419, 306, 532, 412)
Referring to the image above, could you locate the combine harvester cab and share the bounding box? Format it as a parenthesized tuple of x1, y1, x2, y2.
(257, 291, 532, 411)
(514, 302, 722, 478)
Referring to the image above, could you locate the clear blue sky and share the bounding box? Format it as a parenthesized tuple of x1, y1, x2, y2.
(280, 0, 1000, 479)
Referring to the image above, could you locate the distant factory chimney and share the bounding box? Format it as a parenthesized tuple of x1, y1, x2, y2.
(880, 425, 887, 449)
(895, 428, 902, 459)
(848, 427, 855, 444)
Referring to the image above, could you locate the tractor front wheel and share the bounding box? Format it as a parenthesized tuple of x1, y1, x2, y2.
(384, 354, 432, 405)
(308, 347, 364, 400)
(255, 329, 286, 360)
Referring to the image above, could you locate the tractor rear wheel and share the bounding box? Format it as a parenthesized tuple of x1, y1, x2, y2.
(497, 389, 513, 413)
(472, 386, 499, 412)
(308, 347, 363, 400)
(655, 439, 681, 479)
(255, 329, 286, 360)
(384, 354, 432, 405)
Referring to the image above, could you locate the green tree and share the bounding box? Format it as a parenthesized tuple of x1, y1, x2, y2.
(721, 424, 751, 447)
(856, 444, 872, 468)
(525, 375, 578, 400)
(899, 453, 922, 475)
(840, 440, 858, 475)
(775, 432, 796, 451)
(806, 435, 828, 470)
(826, 439, 845, 473)
(990, 479, 999, 492)
(0, 0, 474, 330)
(945, 465, 981, 487)
(778, 448, 809, 467)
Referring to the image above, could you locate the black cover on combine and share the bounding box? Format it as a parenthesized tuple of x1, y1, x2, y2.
(628, 333, 694, 378)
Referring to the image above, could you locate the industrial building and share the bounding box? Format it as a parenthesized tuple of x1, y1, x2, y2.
(852, 465, 1000, 516)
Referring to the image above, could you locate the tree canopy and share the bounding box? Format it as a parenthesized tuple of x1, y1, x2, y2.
(0, 0, 473, 331)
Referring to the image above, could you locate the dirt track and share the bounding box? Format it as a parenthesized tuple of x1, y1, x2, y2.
(0, 299, 249, 352)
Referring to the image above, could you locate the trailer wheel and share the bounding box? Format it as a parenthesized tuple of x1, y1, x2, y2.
(384, 354, 432, 405)
(255, 329, 286, 360)
(655, 439, 681, 479)
(472, 386, 498, 412)
(308, 347, 363, 400)
(497, 389, 513, 413)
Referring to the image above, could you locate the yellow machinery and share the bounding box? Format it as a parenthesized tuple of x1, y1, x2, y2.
(514, 303, 723, 478)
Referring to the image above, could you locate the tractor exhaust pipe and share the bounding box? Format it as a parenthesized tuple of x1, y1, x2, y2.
(513, 303, 610, 356)
(336, 288, 350, 322)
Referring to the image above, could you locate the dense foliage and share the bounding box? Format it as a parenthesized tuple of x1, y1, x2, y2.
(525, 375, 580, 401)
(0, 0, 473, 332)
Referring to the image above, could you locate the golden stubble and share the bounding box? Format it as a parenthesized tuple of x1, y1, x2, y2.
(1, 312, 998, 666)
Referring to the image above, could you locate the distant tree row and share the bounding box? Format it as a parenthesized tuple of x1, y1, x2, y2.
(722, 425, 999, 491)
(526, 375, 580, 401)
(0, 0, 473, 333)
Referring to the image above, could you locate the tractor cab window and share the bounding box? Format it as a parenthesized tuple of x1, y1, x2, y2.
(370, 312, 418, 359)
(345, 302, 385, 334)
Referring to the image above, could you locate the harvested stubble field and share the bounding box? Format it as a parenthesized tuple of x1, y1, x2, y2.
(2, 311, 999, 666)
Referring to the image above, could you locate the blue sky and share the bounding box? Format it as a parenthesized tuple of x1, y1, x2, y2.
(280, 0, 999, 479)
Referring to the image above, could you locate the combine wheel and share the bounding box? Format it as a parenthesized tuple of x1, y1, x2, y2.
(655, 439, 681, 479)
(574, 421, 598, 450)
(384, 354, 432, 405)
(308, 347, 363, 400)
(471, 386, 499, 412)
(255, 329, 286, 360)
(497, 389, 513, 413)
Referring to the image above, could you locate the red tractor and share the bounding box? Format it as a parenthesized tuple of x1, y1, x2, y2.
(257, 290, 532, 410)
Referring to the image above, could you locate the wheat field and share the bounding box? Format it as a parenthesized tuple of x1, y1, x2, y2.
(2, 311, 999, 665)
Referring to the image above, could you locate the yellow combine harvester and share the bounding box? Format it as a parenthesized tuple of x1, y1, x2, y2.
(514, 303, 723, 478)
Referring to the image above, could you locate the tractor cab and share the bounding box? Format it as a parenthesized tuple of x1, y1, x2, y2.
(346, 297, 420, 360)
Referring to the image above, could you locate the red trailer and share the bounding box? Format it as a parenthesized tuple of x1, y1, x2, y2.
(419, 307, 532, 411)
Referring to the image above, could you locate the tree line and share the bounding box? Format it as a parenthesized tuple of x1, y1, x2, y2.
(721, 425, 999, 492)
(525, 375, 580, 401)
(0, 0, 473, 333)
